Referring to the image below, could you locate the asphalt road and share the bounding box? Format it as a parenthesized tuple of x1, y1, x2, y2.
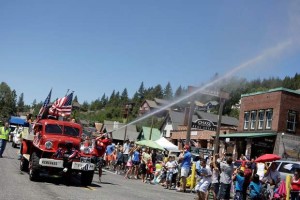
(0, 143, 195, 200)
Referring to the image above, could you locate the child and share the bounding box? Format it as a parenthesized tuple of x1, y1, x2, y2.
(115, 146, 124, 175)
(232, 168, 245, 200)
(248, 174, 262, 200)
(152, 161, 163, 184)
(165, 156, 177, 189)
(146, 159, 154, 183)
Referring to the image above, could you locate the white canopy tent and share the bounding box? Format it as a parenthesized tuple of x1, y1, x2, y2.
(155, 137, 180, 152)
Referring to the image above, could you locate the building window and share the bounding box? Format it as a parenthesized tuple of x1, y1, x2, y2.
(266, 109, 273, 129)
(244, 112, 250, 130)
(250, 110, 257, 130)
(258, 110, 265, 130)
(287, 110, 297, 132)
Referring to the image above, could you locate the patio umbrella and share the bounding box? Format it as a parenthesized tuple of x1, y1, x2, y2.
(135, 140, 164, 151)
(255, 154, 281, 163)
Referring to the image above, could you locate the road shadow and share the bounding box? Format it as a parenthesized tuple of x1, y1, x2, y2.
(18, 171, 102, 188)
(99, 181, 119, 186)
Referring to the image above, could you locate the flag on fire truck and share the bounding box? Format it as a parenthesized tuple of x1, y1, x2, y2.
(37, 89, 52, 119)
(49, 92, 73, 117)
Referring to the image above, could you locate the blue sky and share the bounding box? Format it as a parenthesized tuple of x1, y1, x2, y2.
(0, 1, 299, 105)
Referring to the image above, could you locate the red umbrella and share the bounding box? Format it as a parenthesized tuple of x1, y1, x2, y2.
(255, 154, 281, 163)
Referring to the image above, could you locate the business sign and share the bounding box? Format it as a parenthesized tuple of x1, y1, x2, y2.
(191, 147, 214, 156)
(191, 119, 217, 131)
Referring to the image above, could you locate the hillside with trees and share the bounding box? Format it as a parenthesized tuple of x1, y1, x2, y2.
(1, 73, 300, 128)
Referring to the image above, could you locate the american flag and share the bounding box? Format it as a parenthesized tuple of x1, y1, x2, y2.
(49, 92, 73, 117)
(37, 89, 52, 118)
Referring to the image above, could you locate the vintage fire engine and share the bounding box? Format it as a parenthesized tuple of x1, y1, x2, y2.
(20, 119, 103, 186)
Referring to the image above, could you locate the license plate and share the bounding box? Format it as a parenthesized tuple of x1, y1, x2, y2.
(39, 159, 64, 168)
(72, 162, 95, 171)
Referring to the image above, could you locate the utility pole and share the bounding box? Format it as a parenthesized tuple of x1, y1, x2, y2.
(184, 86, 229, 152)
(149, 116, 154, 140)
(185, 100, 195, 145)
(213, 91, 230, 154)
(123, 103, 133, 143)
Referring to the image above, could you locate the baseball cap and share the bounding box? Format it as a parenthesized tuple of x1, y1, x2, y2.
(184, 145, 190, 150)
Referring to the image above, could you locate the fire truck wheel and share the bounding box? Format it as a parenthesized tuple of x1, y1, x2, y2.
(29, 152, 40, 181)
(20, 156, 29, 172)
(81, 171, 94, 186)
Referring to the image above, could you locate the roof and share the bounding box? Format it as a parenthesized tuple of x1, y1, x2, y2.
(145, 100, 159, 108)
(241, 87, 300, 98)
(103, 120, 139, 141)
(195, 111, 239, 126)
(78, 119, 89, 126)
(139, 126, 161, 141)
(218, 132, 277, 138)
(168, 110, 198, 130)
(154, 98, 170, 105)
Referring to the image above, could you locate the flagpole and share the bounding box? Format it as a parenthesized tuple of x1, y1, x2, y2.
(65, 89, 70, 96)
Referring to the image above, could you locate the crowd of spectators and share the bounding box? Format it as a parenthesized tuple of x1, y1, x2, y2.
(96, 138, 300, 200)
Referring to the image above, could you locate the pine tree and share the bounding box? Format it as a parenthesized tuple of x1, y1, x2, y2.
(163, 82, 173, 100)
(121, 88, 129, 103)
(17, 93, 25, 113)
(100, 93, 108, 107)
(138, 82, 145, 99)
(151, 84, 163, 99)
(174, 85, 183, 98)
(0, 82, 17, 120)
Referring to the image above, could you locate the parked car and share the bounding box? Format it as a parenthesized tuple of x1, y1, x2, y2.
(12, 127, 23, 148)
(9, 125, 17, 142)
(273, 160, 300, 181)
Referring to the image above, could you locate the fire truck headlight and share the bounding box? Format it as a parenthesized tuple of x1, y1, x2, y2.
(83, 147, 91, 154)
(45, 141, 53, 150)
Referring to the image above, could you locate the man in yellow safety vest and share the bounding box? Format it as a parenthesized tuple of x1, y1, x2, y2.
(0, 122, 10, 158)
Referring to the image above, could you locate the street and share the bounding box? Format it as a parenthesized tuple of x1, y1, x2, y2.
(0, 144, 195, 200)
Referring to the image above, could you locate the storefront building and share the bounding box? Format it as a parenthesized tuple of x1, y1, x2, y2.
(219, 87, 300, 160)
(168, 110, 238, 150)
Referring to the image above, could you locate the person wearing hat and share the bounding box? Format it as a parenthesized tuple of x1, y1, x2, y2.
(177, 144, 191, 193)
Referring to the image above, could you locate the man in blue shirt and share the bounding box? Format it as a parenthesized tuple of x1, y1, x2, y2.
(177, 144, 191, 192)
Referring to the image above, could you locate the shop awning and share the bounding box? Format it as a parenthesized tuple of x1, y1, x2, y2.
(218, 132, 277, 138)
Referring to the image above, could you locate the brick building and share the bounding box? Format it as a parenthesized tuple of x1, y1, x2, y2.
(219, 87, 300, 160)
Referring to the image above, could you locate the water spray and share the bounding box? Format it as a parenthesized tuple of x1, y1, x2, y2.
(112, 39, 293, 132)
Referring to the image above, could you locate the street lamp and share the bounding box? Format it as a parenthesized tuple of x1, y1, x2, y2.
(123, 103, 133, 143)
(281, 132, 287, 159)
